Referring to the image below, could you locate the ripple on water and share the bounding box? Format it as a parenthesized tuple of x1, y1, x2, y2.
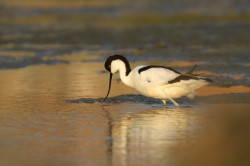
(65, 93, 250, 105)
(65, 94, 160, 104)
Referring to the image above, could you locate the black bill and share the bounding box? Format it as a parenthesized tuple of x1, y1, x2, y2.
(103, 73, 113, 102)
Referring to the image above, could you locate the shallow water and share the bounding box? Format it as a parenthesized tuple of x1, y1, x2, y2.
(1, 1, 250, 166)
(1, 63, 250, 166)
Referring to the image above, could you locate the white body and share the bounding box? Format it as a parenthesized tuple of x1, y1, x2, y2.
(111, 59, 210, 107)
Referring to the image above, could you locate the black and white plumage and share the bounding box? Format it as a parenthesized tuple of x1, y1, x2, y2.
(103, 54, 212, 107)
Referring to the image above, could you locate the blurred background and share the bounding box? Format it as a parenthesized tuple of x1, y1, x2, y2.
(1, 0, 250, 86)
(0, 0, 250, 166)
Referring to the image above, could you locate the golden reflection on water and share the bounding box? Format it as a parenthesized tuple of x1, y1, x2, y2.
(0, 62, 249, 165)
(105, 107, 197, 166)
(0, 62, 198, 165)
(174, 104, 250, 166)
(0, 63, 103, 102)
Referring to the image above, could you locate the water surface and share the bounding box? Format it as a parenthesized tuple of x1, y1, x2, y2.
(0, 1, 250, 166)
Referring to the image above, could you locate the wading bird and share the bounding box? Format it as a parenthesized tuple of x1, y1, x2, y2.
(103, 54, 212, 107)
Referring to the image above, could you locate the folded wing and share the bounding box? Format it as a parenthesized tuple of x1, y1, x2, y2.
(138, 66, 181, 85)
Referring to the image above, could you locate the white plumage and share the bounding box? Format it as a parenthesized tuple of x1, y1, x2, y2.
(103, 55, 212, 107)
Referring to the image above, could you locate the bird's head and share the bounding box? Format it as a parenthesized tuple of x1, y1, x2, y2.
(103, 54, 130, 102)
(104, 54, 130, 74)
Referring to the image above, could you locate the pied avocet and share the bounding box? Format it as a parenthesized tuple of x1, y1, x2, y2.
(103, 54, 212, 107)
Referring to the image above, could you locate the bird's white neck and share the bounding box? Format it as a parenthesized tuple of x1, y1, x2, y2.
(111, 60, 133, 87)
(119, 69, 133, 87)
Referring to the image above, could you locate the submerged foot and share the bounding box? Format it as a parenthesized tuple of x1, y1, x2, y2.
(161, 99, 180, 108)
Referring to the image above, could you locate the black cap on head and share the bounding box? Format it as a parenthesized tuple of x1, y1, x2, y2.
(104, 54, 131, 75)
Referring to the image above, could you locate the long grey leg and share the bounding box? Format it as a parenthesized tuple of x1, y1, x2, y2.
(167, 97, 179, 108)
(161, 99, 167, 107)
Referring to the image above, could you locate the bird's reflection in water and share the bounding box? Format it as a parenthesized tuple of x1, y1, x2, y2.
(102, 106, 199, 166)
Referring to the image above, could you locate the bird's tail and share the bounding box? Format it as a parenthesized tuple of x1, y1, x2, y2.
(186, 65, 213, 83)
(200, 77, 213, 83)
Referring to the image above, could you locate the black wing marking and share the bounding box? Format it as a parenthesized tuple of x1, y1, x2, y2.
(138, 65, 213, 84)
(168, 74, 213, 84)
(168, 75, 199, 84)
(138, 65, 181, 74)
